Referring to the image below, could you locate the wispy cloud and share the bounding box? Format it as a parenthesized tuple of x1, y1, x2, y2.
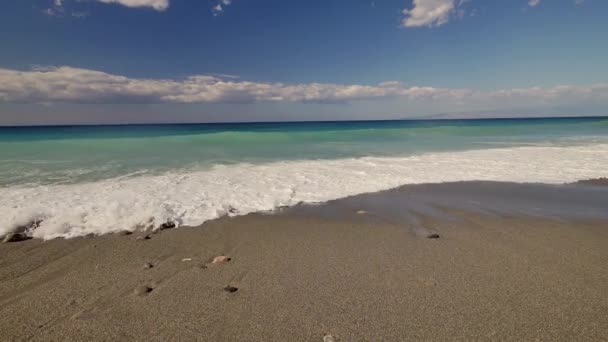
(44, 0, 89, 18)
(528, 0, 541, 7)
(1, 66, 607, 107)
(212, 0, 232, 16)
(96, 0, 170, 11)
(44, 0, 163, 17)
(402, 0, 471, 28)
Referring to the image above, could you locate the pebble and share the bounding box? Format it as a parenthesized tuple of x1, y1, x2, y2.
(323, 334, 337, 342)
(134, 286, 153, 296)
(118, 231, 133, 236)
(135, 235, 151, 241)
(212, 255, 231, 264)
(143, 263, 154, 269)
(427, 233, 440, 239)
(181, 258, 192, 262)
(159, 222, 176, 230)
(356, 210, 367, 215)
(223, 285, 238, 293)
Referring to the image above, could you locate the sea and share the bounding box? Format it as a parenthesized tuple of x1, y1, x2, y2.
(1, 117, 607, 239)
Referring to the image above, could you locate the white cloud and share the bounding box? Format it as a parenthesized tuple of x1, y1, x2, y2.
(402, 0, 455, 27)
(528, 0, 541, 7)
(96, 0, 170, 11)
(0, 66, 606, 107)
(212, 0, 233, 16)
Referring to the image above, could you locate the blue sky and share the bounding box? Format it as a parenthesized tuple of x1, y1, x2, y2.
(0, 0, 607, 125)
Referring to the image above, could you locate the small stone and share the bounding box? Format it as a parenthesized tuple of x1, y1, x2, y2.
(118, 230, 133, 236)
(143, 263, 154, 269)
(135, 235, 151, 241)
(212, 255, 231, 264)
(159, 222, 176, 230)
(323, 334, 337, 342)
(134, 286, 153, 296)
(181, 258, 192, 262)
(427, 233, 440, 239)
(223, 285, 238, 293)
(356, 210, 367, 215)
(2, 232, 29, 243)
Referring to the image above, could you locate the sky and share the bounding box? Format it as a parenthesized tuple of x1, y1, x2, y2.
(0, 0, 607, 125)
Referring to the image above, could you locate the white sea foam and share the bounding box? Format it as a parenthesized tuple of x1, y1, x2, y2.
(1, 144, 607, 240)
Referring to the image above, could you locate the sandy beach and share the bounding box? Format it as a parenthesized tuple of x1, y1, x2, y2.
(1, 181, 607, 341)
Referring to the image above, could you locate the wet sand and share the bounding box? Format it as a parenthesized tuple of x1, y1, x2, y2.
(1, 181, 607, 341)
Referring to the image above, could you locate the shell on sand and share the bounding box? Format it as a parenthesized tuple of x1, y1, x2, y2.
(212, 255, 231, 264)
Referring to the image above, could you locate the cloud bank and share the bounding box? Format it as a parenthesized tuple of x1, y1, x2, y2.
(0, 66, 606, 107)
(96, 0, 169, 11)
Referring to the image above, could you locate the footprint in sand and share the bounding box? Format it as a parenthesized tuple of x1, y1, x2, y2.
(223, 285, 238, 293)
(134, 285, 153, 296)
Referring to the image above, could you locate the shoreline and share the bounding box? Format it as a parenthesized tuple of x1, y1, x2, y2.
(1, 180, 607, 340)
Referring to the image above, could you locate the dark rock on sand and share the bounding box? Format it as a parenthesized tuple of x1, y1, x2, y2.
(427, 233, 440, 239)
(160, 222, 176, 230)
(574, 178, 608, 186)
(2, 232, 30, 243)
(118, 230, 133, 236)
(143, 263, 154, 269)
(134, 286, 153, 296)
(15, 219, 42, 233)
(135, 235, 151, 241)
(223, 286, 238, 293)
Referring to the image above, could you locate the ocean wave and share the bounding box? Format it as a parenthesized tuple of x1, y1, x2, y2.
(1, 143, 607, 240)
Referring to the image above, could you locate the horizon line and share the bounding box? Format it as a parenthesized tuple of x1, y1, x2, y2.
(0, 115, 606, 129)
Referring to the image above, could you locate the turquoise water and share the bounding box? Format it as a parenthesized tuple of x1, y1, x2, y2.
(1, 117, 607, 186)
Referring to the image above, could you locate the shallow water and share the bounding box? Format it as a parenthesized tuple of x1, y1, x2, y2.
(289, 181, 608, 235)
(1, 117, 607, 239)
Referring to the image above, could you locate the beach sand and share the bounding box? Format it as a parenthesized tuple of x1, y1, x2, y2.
(1, 182, 607, 341)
